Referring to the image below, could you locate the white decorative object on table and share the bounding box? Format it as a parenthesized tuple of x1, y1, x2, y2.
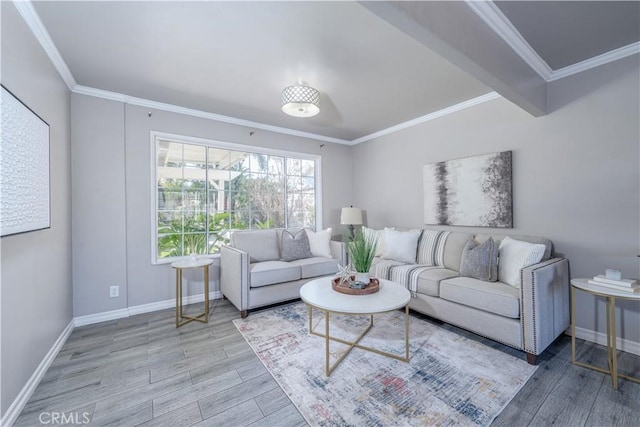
(336, 264, 353, 286)
(605, 269, 622, 280)
(354, 272, 370, 284)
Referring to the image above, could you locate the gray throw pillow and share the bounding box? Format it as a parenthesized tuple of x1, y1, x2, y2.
(281, 230, 313, 262)
(459, 237, 498, 282)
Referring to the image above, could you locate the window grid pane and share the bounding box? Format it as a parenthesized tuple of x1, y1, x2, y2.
(156, 139, 317, 261)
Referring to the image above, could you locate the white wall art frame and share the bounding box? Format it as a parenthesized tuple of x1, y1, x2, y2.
(1, 85, 51, 236)
(423, 151, 512, 228)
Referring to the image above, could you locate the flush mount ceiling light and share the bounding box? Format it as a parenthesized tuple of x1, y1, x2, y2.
(281, 80, 320, 118)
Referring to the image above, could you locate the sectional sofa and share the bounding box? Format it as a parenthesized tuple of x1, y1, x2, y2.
(220, 226, 570, 364)
(366, 227, 570, 364)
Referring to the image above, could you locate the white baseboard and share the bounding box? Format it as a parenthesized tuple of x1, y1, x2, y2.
(74, 291, 222, 327)
(572, 326, 640, 356)
(73, 308, 130, 327)
(1, 320, 74, 427)
(128, 291, 222, 316)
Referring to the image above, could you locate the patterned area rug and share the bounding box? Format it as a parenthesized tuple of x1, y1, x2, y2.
(234, 303, 536, 426)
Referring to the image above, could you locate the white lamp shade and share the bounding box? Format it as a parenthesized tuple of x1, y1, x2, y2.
(340, 207, 363, 225)
(281, 82, 320, 118)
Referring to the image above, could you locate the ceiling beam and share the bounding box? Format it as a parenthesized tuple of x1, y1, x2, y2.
(360, 1, 548, 117)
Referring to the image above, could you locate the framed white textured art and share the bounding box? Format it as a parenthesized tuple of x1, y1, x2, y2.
(1, 85, 50, 236)
(423, 151, 512, 228)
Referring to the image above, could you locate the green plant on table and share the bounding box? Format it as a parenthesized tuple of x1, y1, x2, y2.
(347, 229, 378, 273)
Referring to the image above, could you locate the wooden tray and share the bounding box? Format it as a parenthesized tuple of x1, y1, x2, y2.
(332, 276, 380, 295)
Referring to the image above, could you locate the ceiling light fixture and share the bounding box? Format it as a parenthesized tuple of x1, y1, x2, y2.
(281, 80, 320, 118)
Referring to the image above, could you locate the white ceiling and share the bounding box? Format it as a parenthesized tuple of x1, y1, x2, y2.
(29, 1, 640, 143)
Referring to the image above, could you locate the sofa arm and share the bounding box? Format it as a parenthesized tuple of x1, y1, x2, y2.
(520, 257, 570, 356)
(220, 245, 250, 315)
(330, 240, 348, 266)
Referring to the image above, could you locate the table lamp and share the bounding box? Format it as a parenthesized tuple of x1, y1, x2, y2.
(340, 207, 362, 240)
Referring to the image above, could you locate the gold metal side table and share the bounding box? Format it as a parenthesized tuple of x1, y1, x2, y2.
(171, 258, 213, 328)
(571, 278, 640, 389)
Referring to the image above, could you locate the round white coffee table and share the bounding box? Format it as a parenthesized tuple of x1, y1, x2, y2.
(300, 277, 411, 376)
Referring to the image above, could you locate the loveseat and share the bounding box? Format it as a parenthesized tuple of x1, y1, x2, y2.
(366, 227, 570, 364)
(220, 228, 347, 318)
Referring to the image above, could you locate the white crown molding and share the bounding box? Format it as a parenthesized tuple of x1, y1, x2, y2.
(0, 320, 74, 427)
(72, 85, 351, 145)
(467, 1, 640, 84)
(12, 0, 76, 90)
(465, 0, 553, 81)
(19, 0, 638, 148)
(549, 41, 640, 82)
(351, 92, 502, 144)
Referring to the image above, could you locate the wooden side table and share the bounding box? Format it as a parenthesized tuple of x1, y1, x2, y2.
(571, 278, 640, 389)
(171, 258, 214, 328)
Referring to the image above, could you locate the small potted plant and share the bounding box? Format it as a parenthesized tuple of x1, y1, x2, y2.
(347, 229, 378, 284)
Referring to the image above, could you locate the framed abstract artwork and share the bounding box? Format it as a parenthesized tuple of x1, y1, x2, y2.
(1, 85, 51, 236)
(423, 151, 512, 228)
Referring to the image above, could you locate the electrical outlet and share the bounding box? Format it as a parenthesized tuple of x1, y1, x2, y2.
(110, 285, 119, 298)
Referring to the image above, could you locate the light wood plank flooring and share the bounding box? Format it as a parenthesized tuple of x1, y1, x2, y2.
(15, 299, 640, 426)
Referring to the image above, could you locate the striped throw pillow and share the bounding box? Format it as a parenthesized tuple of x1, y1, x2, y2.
(417, 230, 450, 266)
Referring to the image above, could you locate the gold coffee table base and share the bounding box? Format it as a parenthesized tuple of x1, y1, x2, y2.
(307, 304, 410, 376)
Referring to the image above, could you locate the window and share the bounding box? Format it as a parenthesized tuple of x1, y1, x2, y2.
(152, 133, 321, 263)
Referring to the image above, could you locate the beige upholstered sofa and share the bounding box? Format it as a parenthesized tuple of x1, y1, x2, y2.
(220, 226, 569, 365)
(220, 229, 347, 318)
(367, 227, 570, 364)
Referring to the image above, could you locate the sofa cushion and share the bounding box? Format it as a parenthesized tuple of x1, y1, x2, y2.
(280, 230, 313, 261)
(442, 232, 473, 271)
(416, 268, 459, 297)
(440, 277, 520, 318)
(459, 237, 498, 282)
(250, 261, 301, 287)
(305, 228, 332, 258)
(476, 233, 553, 261)
(417, 230, 450, 266)
(289, 257, 338, 279)
(498, 236, 546, 287)
(370, 257, 407, 280)
(232, 230, 280, 262)
(363, 226, 386, 257)
(382, 228, 421, 263)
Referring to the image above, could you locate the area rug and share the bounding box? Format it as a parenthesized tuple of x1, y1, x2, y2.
(233, 303, 536, 426)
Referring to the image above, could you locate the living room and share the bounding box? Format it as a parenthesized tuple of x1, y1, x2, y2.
(1, 1, 639, 426)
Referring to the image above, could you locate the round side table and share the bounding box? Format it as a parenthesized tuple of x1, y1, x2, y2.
(570, 278, 640, 389)
(171, 258, 214, 328)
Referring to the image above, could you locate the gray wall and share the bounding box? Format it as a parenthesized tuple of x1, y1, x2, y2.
(71, 96, 353, 316)
(71, 96, 127, 316)
(1, 2, 73, 416)
(352, 55, 640, 344)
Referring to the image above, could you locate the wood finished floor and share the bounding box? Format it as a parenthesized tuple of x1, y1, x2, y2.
(15, 298, 640, 426)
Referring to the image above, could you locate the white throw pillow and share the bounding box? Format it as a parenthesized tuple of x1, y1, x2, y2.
(498, 236, 546, 287)
(382, 228, 421, 264)
(306, 228, 332, 258)
(362, 226, 386, 257)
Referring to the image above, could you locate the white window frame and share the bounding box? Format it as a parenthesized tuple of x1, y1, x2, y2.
(150, 131, 323, 265)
